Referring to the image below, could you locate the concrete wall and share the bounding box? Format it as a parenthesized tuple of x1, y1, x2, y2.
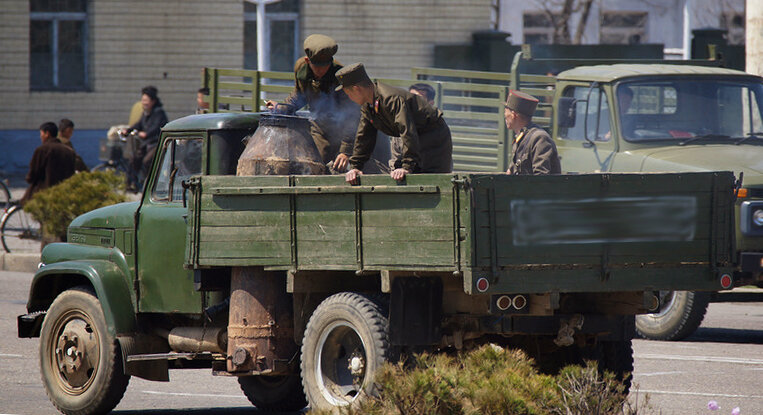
(0, 0, 244, 131)
(301, 0, 494, 79)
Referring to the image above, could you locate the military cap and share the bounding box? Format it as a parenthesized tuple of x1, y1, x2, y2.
(304, 34, 338, 66)
(334, 62, 372, 91)
(505, 90, 539, 117)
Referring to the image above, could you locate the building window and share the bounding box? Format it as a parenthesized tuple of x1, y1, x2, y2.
(600, 11, 647, 44)
(523, 12, 554, 45)
(30, 0, 89, 91)
(244, 0, 300, 72)
(721, 12, 744, 45)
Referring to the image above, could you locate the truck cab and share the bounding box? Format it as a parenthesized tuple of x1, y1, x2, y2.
(553, 64, 763, 339)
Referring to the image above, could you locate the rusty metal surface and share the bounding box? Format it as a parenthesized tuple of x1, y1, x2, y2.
(227, 266, 296, 373)
(168, 327, 227, 354)
(237, 114, 327, 176)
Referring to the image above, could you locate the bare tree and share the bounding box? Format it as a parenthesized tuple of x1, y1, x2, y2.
(536, 0, 596, 44)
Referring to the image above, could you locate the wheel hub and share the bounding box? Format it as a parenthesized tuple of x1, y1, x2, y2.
(54, 318, 98, 390)
(316, 322, 368, 406)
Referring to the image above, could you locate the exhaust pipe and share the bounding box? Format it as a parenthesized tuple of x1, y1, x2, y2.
(168, 327, 227, 354)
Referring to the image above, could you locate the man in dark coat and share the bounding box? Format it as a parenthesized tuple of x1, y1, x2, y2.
(266, 34, 359, 171)
(21, 122, 77, 205)
(58, 118, 89, 173)
(504, 90, 561, 175)
(335, 63, 452, 184)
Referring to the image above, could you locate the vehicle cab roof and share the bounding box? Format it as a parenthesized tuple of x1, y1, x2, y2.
(162, 112, 262, 132)
(556, 64, 759, 83)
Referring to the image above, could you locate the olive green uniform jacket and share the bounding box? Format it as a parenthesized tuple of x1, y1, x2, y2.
(350, 82, 452, 173)
(509, 123, 561, 175)
(282, 59, 359, 164)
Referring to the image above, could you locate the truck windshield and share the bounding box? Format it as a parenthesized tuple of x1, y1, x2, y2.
(616, 78, 763, 144)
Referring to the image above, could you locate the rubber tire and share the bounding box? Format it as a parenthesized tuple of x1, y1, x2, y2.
(593, 339, 634, 393)
(635, 290, 711, 341)
(300, 292, 389, 412)
(238, 375, 307, 412)
(39, 287, 130, 415)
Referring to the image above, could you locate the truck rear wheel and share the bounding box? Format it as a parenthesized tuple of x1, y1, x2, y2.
(238, 374, 307, 412)
(39, 286, 130, 415)
(635, 290, 710, 341)
(593, 339, 633, 392)
(300, 292, 389, 411)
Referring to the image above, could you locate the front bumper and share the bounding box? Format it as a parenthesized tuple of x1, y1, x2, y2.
(739, 252, 763, 277)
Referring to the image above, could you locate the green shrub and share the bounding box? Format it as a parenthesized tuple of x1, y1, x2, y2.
(24, 171, 127, 239)
(310, 344, 651, 415)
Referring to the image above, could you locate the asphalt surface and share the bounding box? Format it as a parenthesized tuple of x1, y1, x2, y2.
(1, 270, 761, 415)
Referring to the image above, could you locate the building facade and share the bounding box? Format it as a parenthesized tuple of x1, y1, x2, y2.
(0, 0, 493, 176)
(498, 0, 745, 51)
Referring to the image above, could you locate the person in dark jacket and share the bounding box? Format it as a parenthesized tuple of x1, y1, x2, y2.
(58, 118, 89, 172)
(21, 122, 77, 205)
(122, 85, 168, 184)
(335, 63, 452, 184)
(266, 34, 360, 171)
(504, 90, 561, 175)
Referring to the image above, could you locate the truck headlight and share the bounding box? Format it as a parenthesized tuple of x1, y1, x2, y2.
(754, 209, 763, 227)
(741, 201, 763, 235)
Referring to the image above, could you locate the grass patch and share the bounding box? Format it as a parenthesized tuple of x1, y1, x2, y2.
(311, 344, 652, 415)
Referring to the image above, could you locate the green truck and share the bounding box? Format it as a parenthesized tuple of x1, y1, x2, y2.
(18, 109, 737, 414)
(201, 54, 762, 342)
(551, 63, 763, 340)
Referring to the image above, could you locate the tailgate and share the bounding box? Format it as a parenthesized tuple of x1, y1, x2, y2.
(465, 172, 736, 294)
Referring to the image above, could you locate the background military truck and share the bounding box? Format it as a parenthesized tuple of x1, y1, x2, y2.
(551, 63, 763, 341)
(17, 109, 736, 414)
(201, 52, 762, 342)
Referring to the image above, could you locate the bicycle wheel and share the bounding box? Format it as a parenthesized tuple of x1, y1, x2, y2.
(0, 180, 10, 211)
(1, 205, 42, 253)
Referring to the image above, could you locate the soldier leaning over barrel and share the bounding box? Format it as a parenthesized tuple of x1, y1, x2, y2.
(265, 34, 358, 172)
(335, 63, 453, 184)
(503, 90, 561, 175)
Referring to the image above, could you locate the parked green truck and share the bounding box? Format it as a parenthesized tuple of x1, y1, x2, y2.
(18, 109, 737, 414)
(551, 62, 763, 340)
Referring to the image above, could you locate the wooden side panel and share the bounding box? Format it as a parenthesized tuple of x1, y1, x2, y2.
(357, 175, 458, 269)
(194, 175, 291, 266)
(295, 194, 357, 268)
(470, 172, 735, 268)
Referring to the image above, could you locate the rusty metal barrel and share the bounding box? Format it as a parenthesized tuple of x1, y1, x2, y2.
(236, 113, 327, 176)
(228, 113, 323, 374)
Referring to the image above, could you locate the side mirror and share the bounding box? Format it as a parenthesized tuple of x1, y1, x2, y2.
(557, 97, 577, 128)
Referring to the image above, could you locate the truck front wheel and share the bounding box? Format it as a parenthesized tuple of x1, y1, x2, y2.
(635, 290, 710, 341)
(300, 292, 389, 411)
(238, 374, 307, 411)
(39, 286, 130, 415)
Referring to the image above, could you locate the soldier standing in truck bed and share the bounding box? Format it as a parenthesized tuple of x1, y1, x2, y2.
(504, 90, 561, 175)
(335, 63, 453, 184)
(266, 34, 359, 172)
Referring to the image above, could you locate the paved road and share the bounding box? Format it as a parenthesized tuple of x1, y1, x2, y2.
(1, 270, 761, 414)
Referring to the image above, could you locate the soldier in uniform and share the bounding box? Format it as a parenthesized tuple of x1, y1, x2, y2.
(504, 90, 561, 175)
(335, 63, 452, 184)
(266, 34, 359, 171)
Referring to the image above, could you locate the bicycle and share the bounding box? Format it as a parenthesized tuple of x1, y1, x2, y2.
(1, 201, 42, 253)
(0, 178, 10, 211)
(93, 128, 142, 191)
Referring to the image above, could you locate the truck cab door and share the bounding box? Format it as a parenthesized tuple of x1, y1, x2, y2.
(136, 136, 204, 313)
(555, 84, 617, 173)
